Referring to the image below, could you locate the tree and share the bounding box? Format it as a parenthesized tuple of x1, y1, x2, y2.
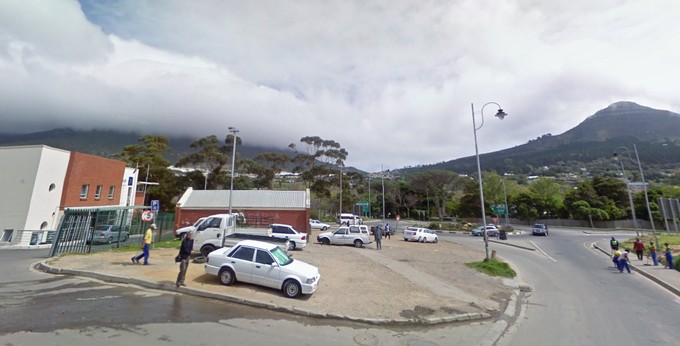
(115, 135, 179, 211)
(242, 152, 291, 189)
(175, 134, 241, 190)
(409, 170, 464, 220)
(528, 177, 565, 218)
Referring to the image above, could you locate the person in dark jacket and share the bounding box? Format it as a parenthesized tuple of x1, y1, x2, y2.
(175, 231, 194, 287)
(374, 226, 383, 250)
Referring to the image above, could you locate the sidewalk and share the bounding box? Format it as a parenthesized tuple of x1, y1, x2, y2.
(37, 239, 520, 326)
(592, 241, 680, 297)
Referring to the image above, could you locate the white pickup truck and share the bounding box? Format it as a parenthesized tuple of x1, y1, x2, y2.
(193, 213, 289, 257)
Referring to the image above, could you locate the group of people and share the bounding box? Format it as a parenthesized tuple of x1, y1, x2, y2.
(611, 236, 675, 270)
(130, 223, 195, 288)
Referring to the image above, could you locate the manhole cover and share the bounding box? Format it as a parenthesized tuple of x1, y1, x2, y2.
(353, 333, 378, 346)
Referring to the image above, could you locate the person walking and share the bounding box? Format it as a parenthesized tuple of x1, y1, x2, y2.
(384, 223, 391, 240)
(633, 238, 645, 260)
(175, 231, 194, 287)
(374, 225, 383, 250)
(132, 223, 156, 265)
(612, 249, 622, 270)
(610, 237, 620, 255)
(664, 243, 674, 270)
(649, 241, 658, 266)
(619, 249, 631, 273)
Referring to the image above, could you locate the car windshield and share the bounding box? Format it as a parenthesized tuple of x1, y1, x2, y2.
(270, 247, 293, 266)
(534, 224, 545, 228)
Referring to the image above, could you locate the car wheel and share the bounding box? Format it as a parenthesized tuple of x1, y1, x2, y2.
(124, 234, 129, 241)
(107, 237, 113, 244)
(218, 267, 235, 286)
(321, 238, 330, 245)
(354, 239, 363, 248)
(434, 237, 438, 243)
(288, 241, 297, 251)
(201, 245, 216, 258)
(322, 226, 328, 231)
(283, 280, 301, 298)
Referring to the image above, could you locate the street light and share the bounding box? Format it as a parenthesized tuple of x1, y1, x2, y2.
(228, 126, 239, 214)
(613, 155, 639, 237)
(472, 102, 507, 261)
(614, 145, 658, 248)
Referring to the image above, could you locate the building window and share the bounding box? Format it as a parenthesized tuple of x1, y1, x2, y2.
(80, 184, 89, 199)
(48, 183, 56, 191)
(94, 185, 103, 199)
(108, 186, 115, 199)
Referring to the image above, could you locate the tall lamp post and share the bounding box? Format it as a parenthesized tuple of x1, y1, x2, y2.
(614, 155, 639, 237)
(472, 102, 507, 261)
(228, 126, 239, 214)
(615, 145, 658, 248)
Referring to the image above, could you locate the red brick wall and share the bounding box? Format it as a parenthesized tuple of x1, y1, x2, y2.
(61, 152, 126, 208)
(175, 208, 310, 234)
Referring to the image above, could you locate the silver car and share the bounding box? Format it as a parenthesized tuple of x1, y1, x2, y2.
(88, 225, 129, 244)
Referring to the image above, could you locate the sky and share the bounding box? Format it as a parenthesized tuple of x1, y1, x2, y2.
(1, 0, 679, 172)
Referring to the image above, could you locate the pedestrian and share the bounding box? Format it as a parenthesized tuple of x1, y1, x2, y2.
(384, 223, 391, 240)
(132, 223, 156, 265)
(649, 241, 658, 266)
(619, 249, 631, 273)
(175, 231, 194, 287)
(612, 249, 621, 269)
(664, 243, 674, 270)
(374, 224, 383, 250)
(633, 238, 645, 261)
(610, 237, 620, 255)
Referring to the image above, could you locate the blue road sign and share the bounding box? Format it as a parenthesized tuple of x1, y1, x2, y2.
(151, 200, 160, 213)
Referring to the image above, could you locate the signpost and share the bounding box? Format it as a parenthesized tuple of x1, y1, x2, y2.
(492, 204, 507, 215)
(356, 201, 369, 214)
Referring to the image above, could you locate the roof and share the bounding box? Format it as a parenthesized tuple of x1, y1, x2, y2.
(177, 188, 309, 210)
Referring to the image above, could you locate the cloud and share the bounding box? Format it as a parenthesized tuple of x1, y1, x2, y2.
(1, 0, 679, 172)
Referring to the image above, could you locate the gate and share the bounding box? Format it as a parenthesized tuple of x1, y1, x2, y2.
(49, 206, 153, 257)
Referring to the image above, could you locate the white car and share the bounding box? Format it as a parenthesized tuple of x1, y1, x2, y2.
(470, 225, 500, 237)
(309, 219, 330, 231)
(175, 217, 206, 237)
(204, 240, 320, 298)
(270, 223, 307, 250)
(403, 227, 438, 243)
(316, 225, 371, 247)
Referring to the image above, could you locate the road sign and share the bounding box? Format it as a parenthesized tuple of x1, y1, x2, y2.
(492, 204, 507, 215)
(151, 200, 160, 213)
(141, 210, 154, 222)
(356, 201, 369, 206)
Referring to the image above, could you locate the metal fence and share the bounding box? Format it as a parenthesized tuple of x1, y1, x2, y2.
(49, 206, 173, 257)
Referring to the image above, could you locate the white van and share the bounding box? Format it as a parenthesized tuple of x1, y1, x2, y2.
(337, 213, 362, 226)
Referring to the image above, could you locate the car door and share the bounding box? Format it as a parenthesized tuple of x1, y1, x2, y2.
(197, 216, 223, 241)
(332, 228, 349, 244)
(251, 249, 281, 288)
(227, 246, 256, 283)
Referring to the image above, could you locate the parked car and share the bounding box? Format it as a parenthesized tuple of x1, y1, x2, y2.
(270, 223, 307, 250)
(317, 225, 371, 247)
(471, 225, 499, 237)
(403, 227, 438, 243)
(309, 219, 330, 231)
(87, 225, 129, 244)
(531, 223, 549, 236)
(175, 217, 207, 238)
(204, 240, 320, 298)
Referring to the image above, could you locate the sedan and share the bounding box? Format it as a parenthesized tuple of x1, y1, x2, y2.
(403, 227, 438, 243)
(471, 225, 500, 237)
(87, 225, 129, 244)
(205, 240, 320, 298)
(531, 223, 549, 236)
(309, 219, 330, 231)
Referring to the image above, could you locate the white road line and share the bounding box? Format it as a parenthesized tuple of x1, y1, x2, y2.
(529, 240, 557, 262)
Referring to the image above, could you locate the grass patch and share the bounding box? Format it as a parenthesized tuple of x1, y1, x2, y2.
(619, 233, 680, 251)
(466, 258, 516, 278)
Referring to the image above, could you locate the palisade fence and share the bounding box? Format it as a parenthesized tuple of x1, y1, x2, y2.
(49, 206, 175, 257)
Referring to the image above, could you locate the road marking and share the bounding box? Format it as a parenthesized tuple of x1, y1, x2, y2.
(529, 240, 557, 262)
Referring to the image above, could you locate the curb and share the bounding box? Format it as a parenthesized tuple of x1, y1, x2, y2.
(591, 242, 680, 297)
(36, 261, 494, 326)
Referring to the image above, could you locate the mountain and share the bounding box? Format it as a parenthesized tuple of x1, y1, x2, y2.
(0, 128, 291, 164)
(401, 102, 680, 178)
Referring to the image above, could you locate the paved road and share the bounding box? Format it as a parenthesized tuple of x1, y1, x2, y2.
(444, 228, 680, 345)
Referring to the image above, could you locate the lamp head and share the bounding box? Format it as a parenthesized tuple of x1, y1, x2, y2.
(495, 109, 507, 120)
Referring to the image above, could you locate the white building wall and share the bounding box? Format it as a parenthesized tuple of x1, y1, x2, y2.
(0, 145, 70, 232)
(120, 167, 139, 206)
(26, 146, 70, 230)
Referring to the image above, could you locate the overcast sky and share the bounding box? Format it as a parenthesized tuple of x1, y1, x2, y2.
(1, 1, 679, 172)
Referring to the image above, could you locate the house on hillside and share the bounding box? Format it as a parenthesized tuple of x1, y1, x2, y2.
(0, 145, 139, 246)
(175, 188, 311, 234)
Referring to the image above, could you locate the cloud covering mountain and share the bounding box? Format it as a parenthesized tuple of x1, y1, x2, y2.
(1, 0, 679, 172)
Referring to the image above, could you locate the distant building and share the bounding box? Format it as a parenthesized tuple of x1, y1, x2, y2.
(0, 145, 138, 246)
(175, 188, 311, 233)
